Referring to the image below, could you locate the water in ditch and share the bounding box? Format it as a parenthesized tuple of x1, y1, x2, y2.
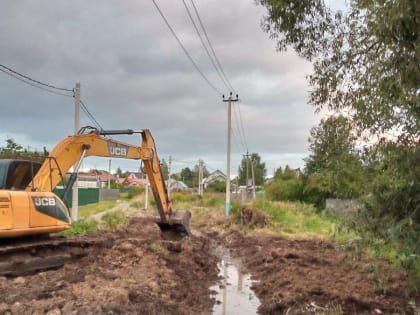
(210, 247, 260, 315)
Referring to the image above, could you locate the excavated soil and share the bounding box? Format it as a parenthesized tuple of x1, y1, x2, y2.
(213, 229, 416, 314)
(0, 217, 219, 315)
(0, 213, 418, 314)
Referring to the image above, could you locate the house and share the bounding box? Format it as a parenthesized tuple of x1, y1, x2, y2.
(202, 170, 226, 189)
(95, 170, 117, 188)
(61, 172, 100, 189)
(168, 180, 189, 192)
(120, 172, 147, 187)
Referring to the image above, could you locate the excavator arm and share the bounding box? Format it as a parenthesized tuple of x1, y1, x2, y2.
(26, 127, 190, 236)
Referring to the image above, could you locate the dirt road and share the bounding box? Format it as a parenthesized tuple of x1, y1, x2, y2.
(0, 210, 417, 314)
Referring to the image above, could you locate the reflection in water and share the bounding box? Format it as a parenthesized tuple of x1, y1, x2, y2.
(211, 251, 260, 315)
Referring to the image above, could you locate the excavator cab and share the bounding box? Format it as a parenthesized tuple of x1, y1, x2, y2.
(0, 159, 42, 191)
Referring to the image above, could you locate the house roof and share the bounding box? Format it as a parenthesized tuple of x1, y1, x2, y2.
(203, 170, 226, 184)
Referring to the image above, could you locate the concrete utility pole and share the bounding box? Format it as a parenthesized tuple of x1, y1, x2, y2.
(108, 159, 111, 189)
(198, 159, 203, 195)
(243, 151, 250, 198)
(168, 155, 172, 198)
(72, 82, 80, 221)
(145, 175, 149, 210)
(251, 157, 256, 199)
(223, 92, 239, 215)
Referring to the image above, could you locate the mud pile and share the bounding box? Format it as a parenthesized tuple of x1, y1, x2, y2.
(0, 217, 218, 314)
(222, 229, 414, 314)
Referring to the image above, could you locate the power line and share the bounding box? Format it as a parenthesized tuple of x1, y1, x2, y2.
(188, 0, 249, 151)
(80, 99, 103, 131)
(232, 103, 246, 151)
(181, 0, 230, 92)
(190, 0, 235, 93)
(152, 0, 222, 95)
(0, 64, 73, 92)
(0, 67, 74, 98)
(236, 100, 248, 151)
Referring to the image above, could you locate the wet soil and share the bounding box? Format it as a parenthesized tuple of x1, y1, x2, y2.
(0, 211, 418, 314)
(213, 228, 416, 314)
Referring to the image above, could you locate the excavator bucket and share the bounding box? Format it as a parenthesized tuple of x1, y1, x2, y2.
(156, 210, 191, 239)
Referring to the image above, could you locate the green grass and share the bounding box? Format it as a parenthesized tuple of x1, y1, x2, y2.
(77, 199, 118, 219)
(102, 210, 127, 230)
(252, 199, 340, 238)
(61, 219, 98, 236)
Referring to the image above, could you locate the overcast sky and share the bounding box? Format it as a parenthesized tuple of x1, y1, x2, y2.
(0, 0, 321, 177)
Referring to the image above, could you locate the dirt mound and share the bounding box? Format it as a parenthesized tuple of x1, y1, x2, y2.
(239, 206, 270, 228)
(221, 229, 414, 314)
(0, 217, 219, 314)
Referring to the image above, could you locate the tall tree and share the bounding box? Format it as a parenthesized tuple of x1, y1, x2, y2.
(1, 137, 23, 154)
(259, 0, 419, 142)
(238, 153, 266, 186)
(305, 115, 364, 198)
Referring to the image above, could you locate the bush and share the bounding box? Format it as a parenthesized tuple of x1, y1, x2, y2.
(265, 178, 303, 202)
(102, 210, 127, 230)
(127, 186, 144, 199)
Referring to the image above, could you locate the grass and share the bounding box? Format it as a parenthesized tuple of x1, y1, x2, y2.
(61, 219, 98, 236)
(102, 210, 127, 230)
(76, 199, 119, 219)
(251, 199, 342, 239)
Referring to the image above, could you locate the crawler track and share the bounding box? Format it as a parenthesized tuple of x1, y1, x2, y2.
(0, 235, 100, 276)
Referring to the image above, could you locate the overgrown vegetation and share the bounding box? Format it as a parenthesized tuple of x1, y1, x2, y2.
(258, 0, 419, 292)
(102, 210, 127, 230)
(74, 200, 120, 219)
(61, 219, 98, 236)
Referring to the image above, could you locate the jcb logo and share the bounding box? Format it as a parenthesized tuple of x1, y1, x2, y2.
(110, 146, 127, 156)
(108, 142, 128, 157)
(34, 197, 56, 207)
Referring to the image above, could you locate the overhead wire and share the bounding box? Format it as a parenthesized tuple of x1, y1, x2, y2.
(0, 64, 104, 132)
(152, 0, 222, 96)
(186, 1, 249, 153)
(0, 64, 73, 92)
(80, 100, 103, 131)
(181, 0, 230, 92)
(190, 0, 235, 93)
(0, 67, 73, 98)
(236, 100, 248, 151)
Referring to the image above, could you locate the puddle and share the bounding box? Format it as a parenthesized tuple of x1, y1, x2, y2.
(210, 247, 260, 315)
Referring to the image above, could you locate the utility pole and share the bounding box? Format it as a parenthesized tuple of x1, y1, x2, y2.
(108, 159, 111, 189)
(72, 82, 80, 221)
(223, 92, 239, 215)
(145, 175, 149, 210)
(168, 155, 172, 198)
(244, 151, 250, 199)
(250, 157, 256, 199)
(198, 159, 203, 195)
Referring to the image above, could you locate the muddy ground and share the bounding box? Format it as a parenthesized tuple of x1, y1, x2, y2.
(0, 209, 418, 314)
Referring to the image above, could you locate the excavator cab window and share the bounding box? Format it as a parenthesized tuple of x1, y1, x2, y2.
(0, 160, 41, 190)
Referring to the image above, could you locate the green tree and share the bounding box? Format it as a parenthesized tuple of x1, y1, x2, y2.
(259, 0, 419, 141)
(180, 167, 195, 188)
(160, 158, 169, 180)
(1, 137, 23, 154)
(304, 115, 364, 199)
(115, 167, 124, 178)
(267, 165, 303, 202)
(238, 153, 266, 186)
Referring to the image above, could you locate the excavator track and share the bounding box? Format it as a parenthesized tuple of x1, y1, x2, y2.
(0, 236, 101, 277)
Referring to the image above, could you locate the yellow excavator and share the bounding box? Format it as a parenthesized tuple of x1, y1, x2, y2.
(0, 127, 191, 238)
